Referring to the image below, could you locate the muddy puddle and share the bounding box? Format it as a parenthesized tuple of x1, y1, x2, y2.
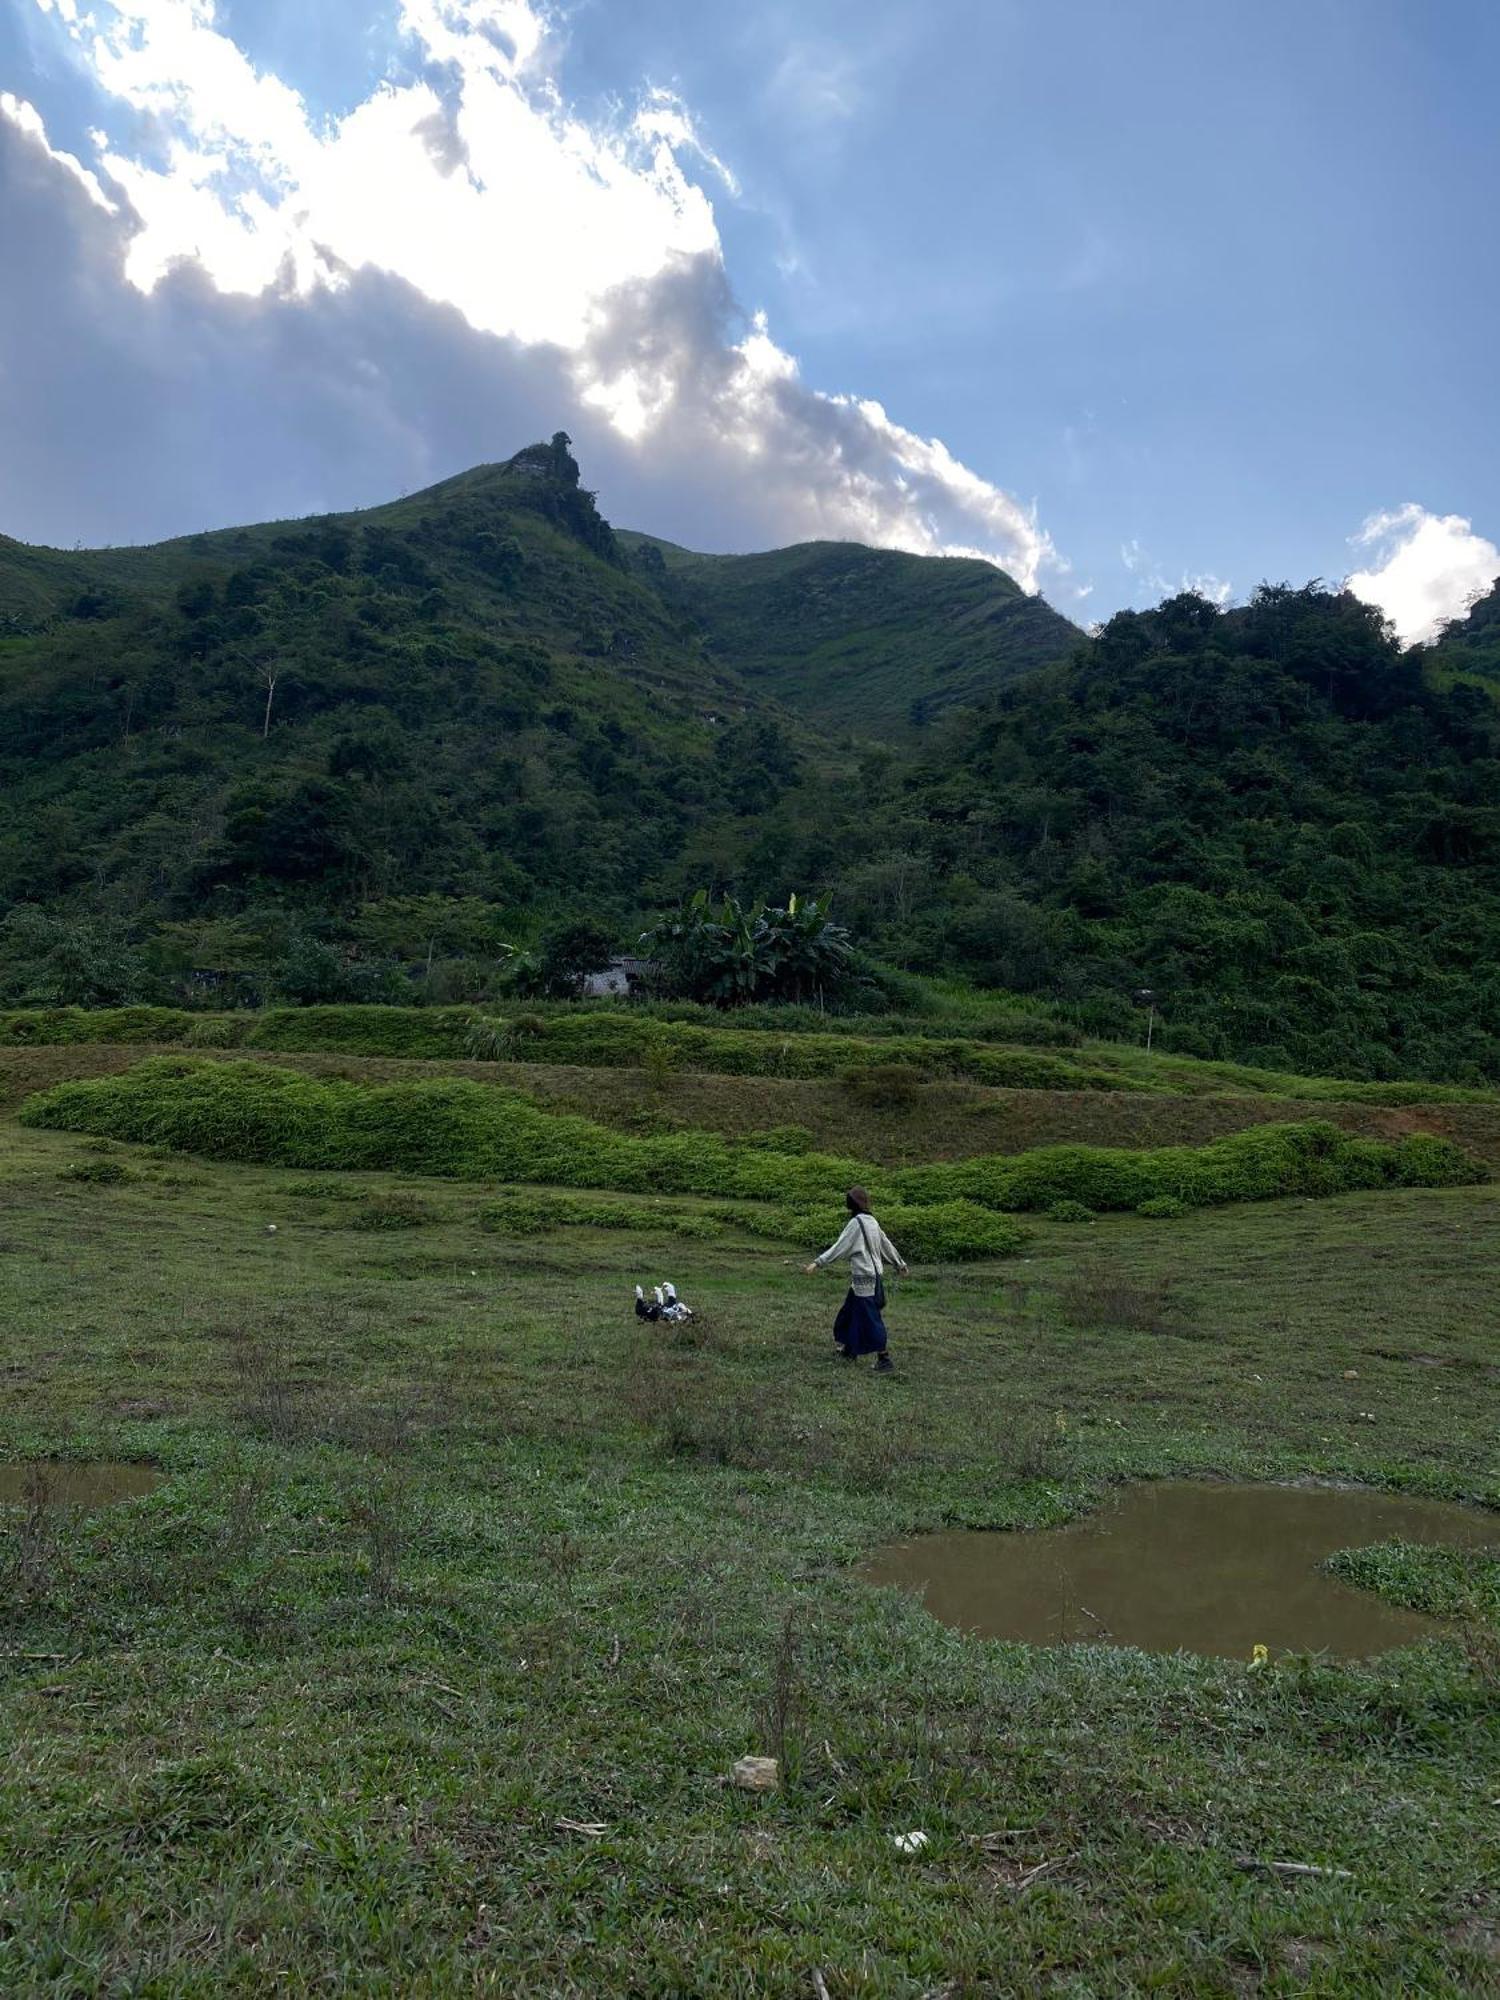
(0, 1461, 161, 1508)
(861, 1481, 1497, 1660)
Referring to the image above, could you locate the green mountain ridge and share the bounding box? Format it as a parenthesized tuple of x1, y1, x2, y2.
(4, 438, 1500, 1081)
(618, 529, 1080, 730)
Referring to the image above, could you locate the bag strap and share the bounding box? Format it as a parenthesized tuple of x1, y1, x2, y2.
(855, 1215, 878, 1267)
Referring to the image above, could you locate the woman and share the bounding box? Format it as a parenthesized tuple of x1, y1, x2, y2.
(805, 1186, 908, 1372)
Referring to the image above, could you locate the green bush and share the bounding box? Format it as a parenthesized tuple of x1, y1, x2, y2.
(0, 1005, 204, 1047)
(185, 1017, 247, 1049)
(249, 1006, 478, 1059)
(462, 1017, 510, 1062)
(722, 1198, 1031, 1261)
(20, 1065, 1484, 1245)
(1045, 1199, 1096, 1223)
(1136, 1195, 1188, 1218)
(897, 1121, 1484, 1215)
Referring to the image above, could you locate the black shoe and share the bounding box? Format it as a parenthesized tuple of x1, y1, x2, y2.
(874, 1354, 895, 1373)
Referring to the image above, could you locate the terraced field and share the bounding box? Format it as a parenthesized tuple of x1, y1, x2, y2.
(2, 1007, 1498, 1994)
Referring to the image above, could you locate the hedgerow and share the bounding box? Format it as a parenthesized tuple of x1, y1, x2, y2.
(729, 1200, 1033, 1263)
(895, 1120, 1482, 1213)
(0, 1003, 1137, 1090)
(19, 1062, 1484, 1252)
(5, 1003, 1500, 1106)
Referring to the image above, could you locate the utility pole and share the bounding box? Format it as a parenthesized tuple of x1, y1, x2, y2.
(1133, 987, 1158, 1051)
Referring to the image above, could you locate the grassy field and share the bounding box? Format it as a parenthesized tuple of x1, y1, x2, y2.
(3, 1081, 1499, 1996)
(7, 1042, 1500, 1170)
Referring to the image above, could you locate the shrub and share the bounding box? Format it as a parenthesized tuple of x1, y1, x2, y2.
(722, 1199, 1031, 1262)
(21, 1065, 1484, 1238)
(1137, 1195, 1188, 1218)
(185, 1017, 246, 1049)
(1045, 1200, 1096, 1223)
(462, 1017, 509, 1062)
(897, 1121, 1485, 1215)
(58, 1158, 132, 1184)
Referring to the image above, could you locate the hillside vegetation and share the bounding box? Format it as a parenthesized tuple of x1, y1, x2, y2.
(4, 440, 1500, 1081)
(619, 531, 1080, 730)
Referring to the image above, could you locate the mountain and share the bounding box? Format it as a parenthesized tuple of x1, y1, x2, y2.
(618, 531, 1080, 732)
(5, 444, 1500, 1080)
(0, 438, 802, 929)
(1431, 575, 1500, 688)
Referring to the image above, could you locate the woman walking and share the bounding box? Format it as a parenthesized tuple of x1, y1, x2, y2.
(805, 1186, 908, 1372)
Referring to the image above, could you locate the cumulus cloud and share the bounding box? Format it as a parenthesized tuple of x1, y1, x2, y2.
(1345, 504, 1500, 645)
(0, 0, 1058, 592)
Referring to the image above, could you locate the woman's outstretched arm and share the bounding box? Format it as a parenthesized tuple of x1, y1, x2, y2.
(878, 1226, 908, 1274)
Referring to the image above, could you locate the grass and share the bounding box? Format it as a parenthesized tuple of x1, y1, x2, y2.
(19, 1059, 1483, 1229)
(9, 1002, 1500, 1105)
(2, 1101, 1500, 1994)
(10, 1041, 1500, 1176)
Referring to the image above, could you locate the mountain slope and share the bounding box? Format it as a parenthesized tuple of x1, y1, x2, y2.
(6, 453, 1500, 1082)
(0, 440, 802, 924)
(618, 531, 1080, 732)
(1431, 574, 1500, 689)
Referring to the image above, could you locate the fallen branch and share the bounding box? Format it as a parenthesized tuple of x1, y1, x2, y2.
(554, 1818, 608, 1839)
(1015, 1853, 1077, 1893)
(1234, 1857, 1355, 1882)
(812, 1973, 832, 2000)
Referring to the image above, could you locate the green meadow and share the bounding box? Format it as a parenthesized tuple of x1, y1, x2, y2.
(2, 1024, 1499, 1996)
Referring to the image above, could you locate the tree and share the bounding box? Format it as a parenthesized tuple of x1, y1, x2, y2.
(353, 896, 512, 981)
(0, 908, 153, 1006)
(640, 891, 856, 1007)
(530, 918, 618, 999)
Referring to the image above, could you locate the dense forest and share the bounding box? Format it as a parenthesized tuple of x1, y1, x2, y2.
(2, 438, 1498, 1079)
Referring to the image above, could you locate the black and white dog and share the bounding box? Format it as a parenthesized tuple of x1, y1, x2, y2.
(634, 1282, 694, 1325)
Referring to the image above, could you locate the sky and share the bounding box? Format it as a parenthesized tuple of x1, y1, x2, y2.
(1, 0, 1497, 641)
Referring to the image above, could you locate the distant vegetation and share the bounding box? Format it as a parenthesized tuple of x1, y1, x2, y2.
(617, 529, 1080, 730)
(20, 1059, 1482, 1259)
(3, 441, 1499, 1080)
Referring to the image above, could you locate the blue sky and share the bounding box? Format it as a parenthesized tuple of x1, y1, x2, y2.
(2, 0, 1496, 637)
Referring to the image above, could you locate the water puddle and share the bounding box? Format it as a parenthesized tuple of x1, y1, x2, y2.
(861, 1481, 1497, 1659)
(0, 1461, 161, 1508)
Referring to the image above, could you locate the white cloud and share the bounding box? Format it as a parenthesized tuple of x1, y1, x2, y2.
(2, 0, 1058, 592)
(0, 90, 115, 208)
(1345, 503, 1500, 645)
(767, 40, 864, 130)
(1120, 537, 1232, 609)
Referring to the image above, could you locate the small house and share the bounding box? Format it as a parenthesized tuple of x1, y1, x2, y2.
(581, 955, 653, 999)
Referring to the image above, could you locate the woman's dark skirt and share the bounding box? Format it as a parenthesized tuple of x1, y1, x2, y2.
(833, 1288, 888, 1357)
